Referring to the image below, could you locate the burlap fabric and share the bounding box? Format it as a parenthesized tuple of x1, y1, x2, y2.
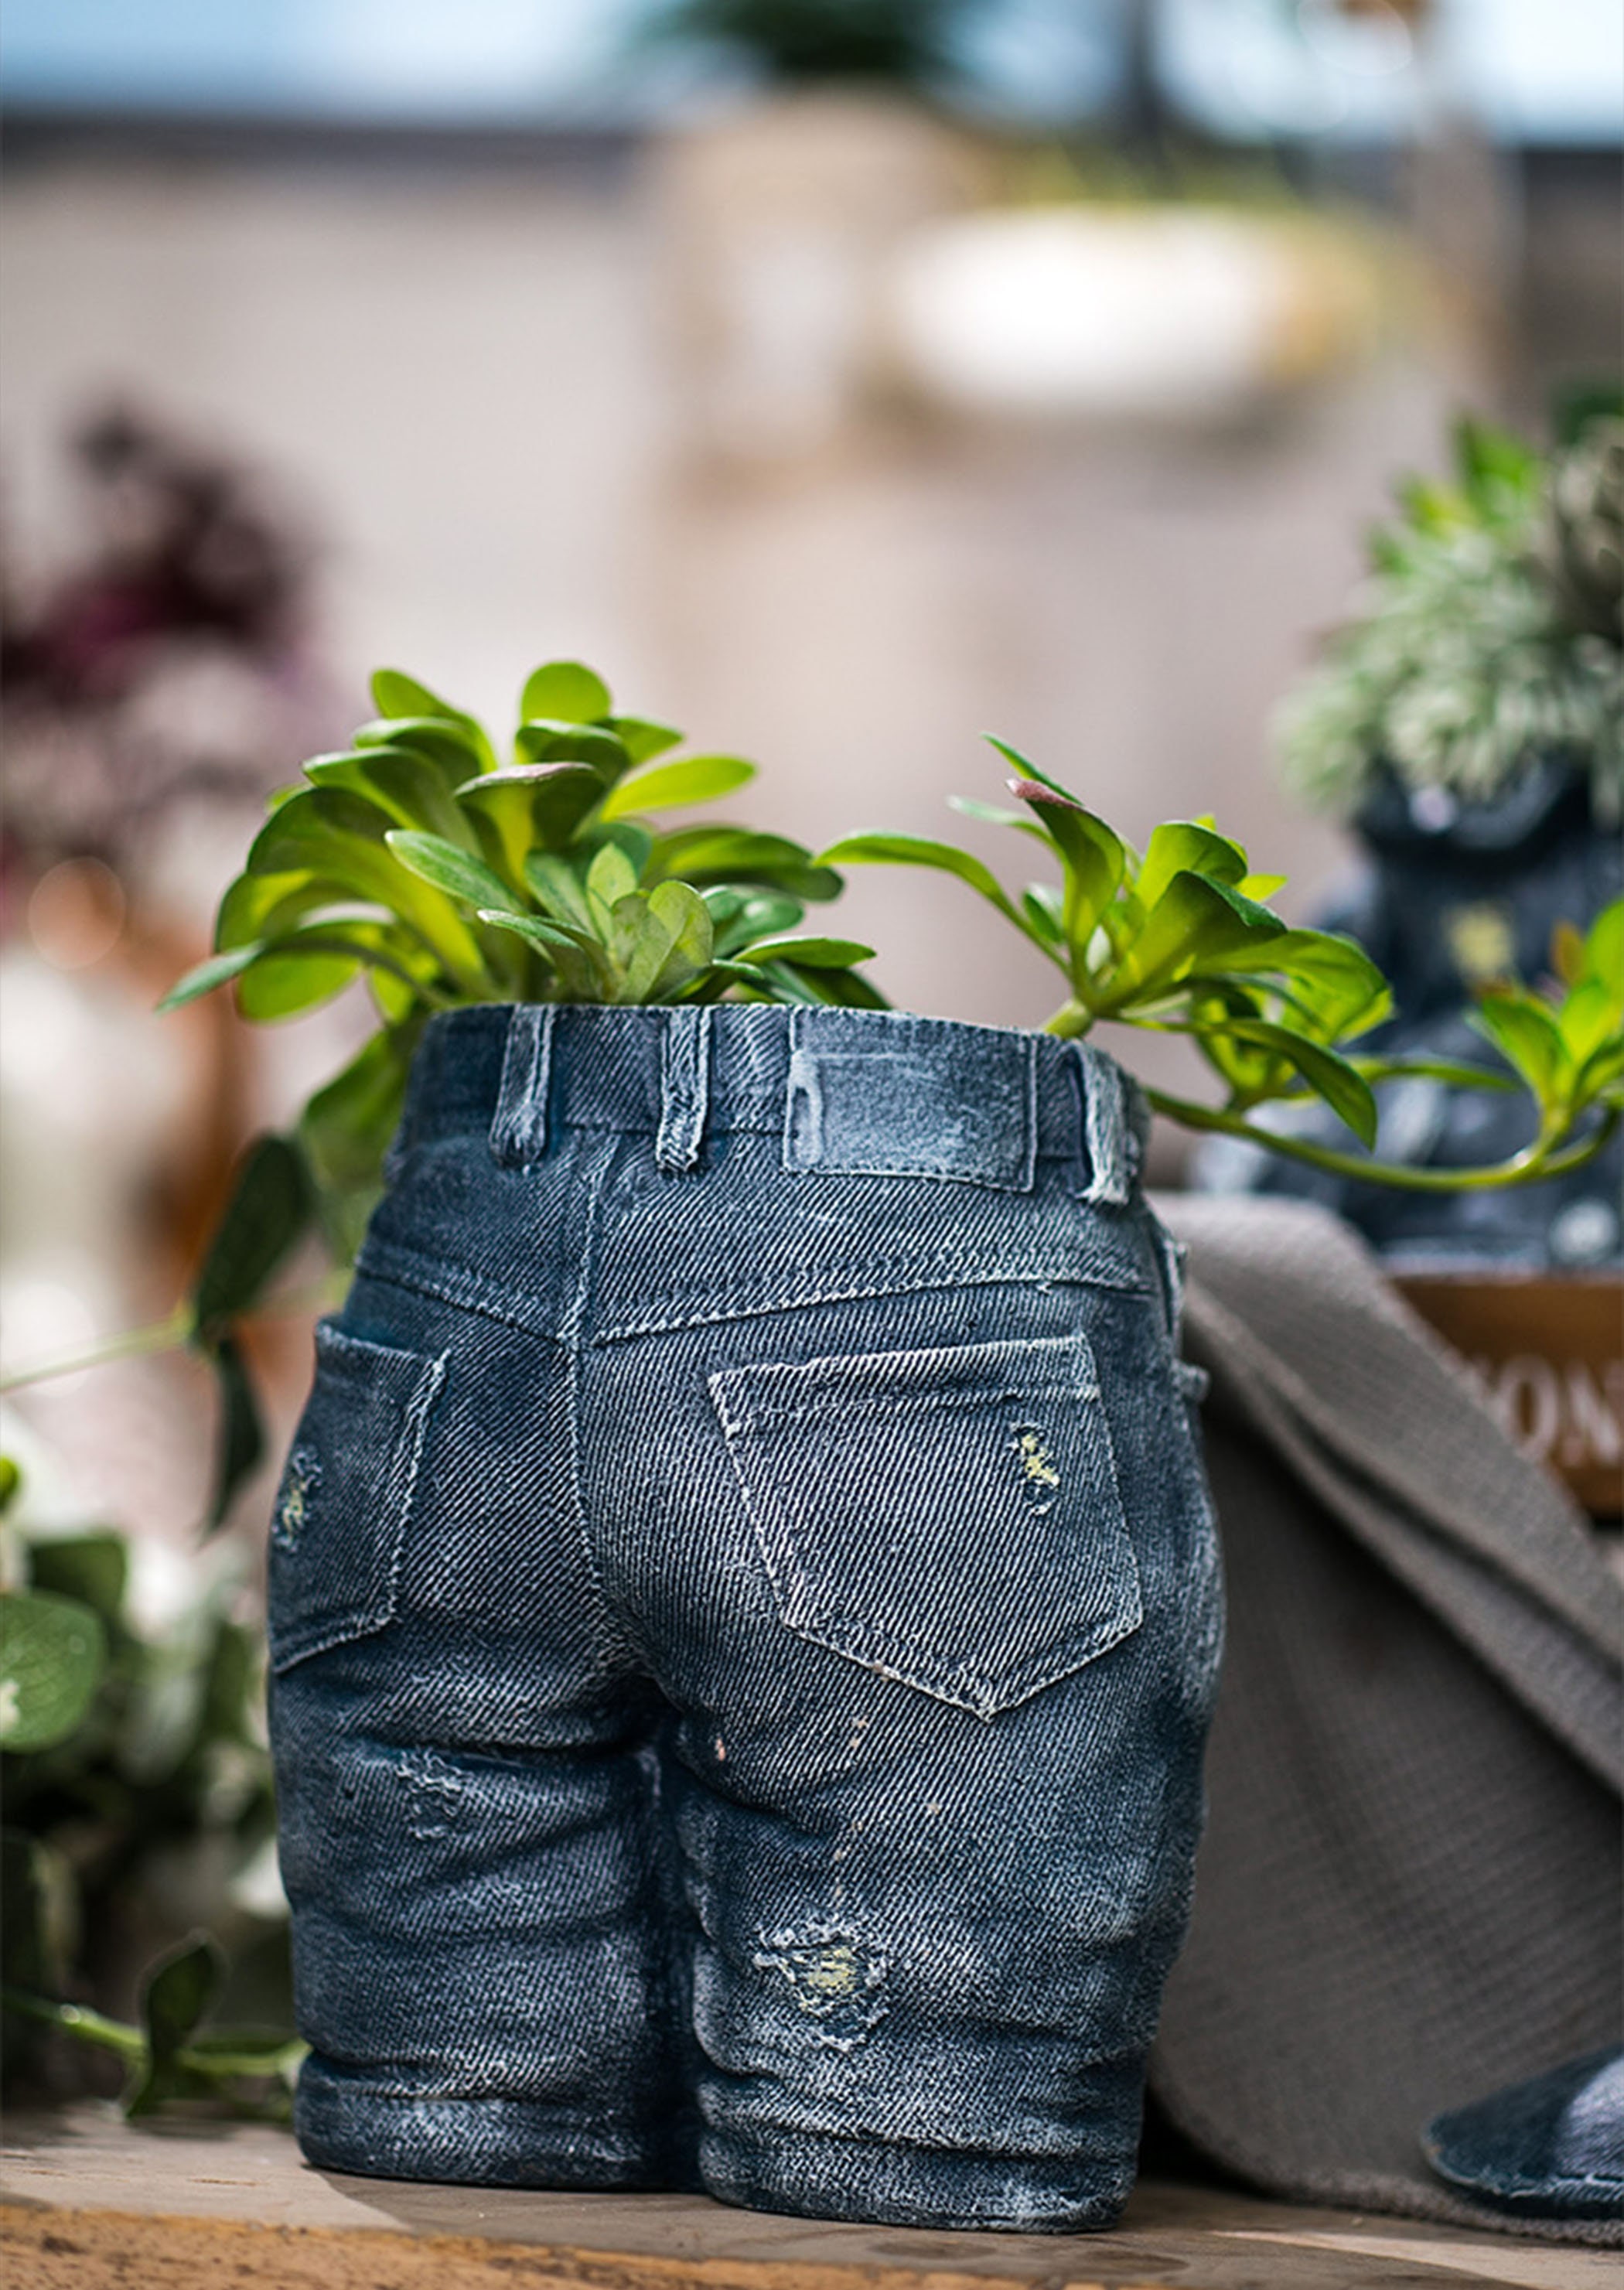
(1148, 1196, 1622, 2246)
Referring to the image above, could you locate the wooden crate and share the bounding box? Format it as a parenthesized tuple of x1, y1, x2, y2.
(1395, 1273, 1624, 1519)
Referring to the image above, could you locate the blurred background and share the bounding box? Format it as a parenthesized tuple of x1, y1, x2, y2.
(0, 2, 1619, 2049)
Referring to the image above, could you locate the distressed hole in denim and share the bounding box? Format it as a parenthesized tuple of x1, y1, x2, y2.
(401, 1749, 465, 1841)
(1012, 1422, 1061, 1511)
(752, 1923, 889, 2051)
(274, 1449, 319, 1553)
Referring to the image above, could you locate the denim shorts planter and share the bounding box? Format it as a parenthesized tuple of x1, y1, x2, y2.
(268, 1003, 1223, 2234)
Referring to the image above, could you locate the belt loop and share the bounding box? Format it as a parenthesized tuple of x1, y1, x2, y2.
(1069, 1040, 1136, 1206)
(656, 1006, 711, 1174)
(490, 1004, 555, 1168)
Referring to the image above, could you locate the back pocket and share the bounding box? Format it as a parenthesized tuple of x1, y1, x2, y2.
(268, 1323, 447, 1676)
(709, 1331, 1141, 1719)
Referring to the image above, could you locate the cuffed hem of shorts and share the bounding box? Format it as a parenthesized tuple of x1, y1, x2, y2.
(295, 2066, 687, 2191)
(700, 2124, 1132, 2234)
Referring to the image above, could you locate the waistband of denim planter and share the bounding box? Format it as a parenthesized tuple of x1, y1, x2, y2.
(394, 1003, 1146, 1202)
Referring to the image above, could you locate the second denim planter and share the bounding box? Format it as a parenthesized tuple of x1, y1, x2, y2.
(268, 1003, 1223, 2233)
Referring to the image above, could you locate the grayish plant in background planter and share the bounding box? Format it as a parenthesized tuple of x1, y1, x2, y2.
(1238, 402, 1624, 1265)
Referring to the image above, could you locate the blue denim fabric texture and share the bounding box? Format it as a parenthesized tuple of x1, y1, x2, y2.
(268, 1003, 1223, 2233)
(1424, 2048, 1624, 2220)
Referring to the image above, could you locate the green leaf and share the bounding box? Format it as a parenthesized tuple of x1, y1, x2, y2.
(1005, 782, 1126, 951)
(1203, 1019, 1379, 1146)
(191, 1135, 314, 1333)
(982, 734, 1087, 808)
(738, 935, 876, 968)
(476, 908, 591, 954)
(384, 831, 515, 916)
(458, 763, 605, 873)
(651, 827, 840, 903)
(1106, 872, 1286, 1008)
(235, 948, 360, 1023)
(586, 840, 641, 920)
(29, 1536, 128, 1627)
(299, 1024, 421, 1260)
(512, 722, 630, 782)
(947, 794, 1048, 838)
(1559, 975, 1620, 1067)
(352, 715, 486, 779)
(247, 791, 488, 984)
(1583, 899, 1624, 1001)
(0, 1592, 106, 1752)
(1353, 1054, 1519, 1094)
(1470, 990, 1572, 1104)
(606, 715, 684, 766)
(126, 1935, 223, 2118)
(305, 748, 476, 847)
(646, 881, 714, 995)
(158, 943, 264, 1012)
(0, 1457, 19, 1514)
(519, 660, 611, 725)
(522, 851, 597, 934)
(599, 753, 756, 821)
(816, 833, 1023, 926)
(1137, 821, 1249, 909)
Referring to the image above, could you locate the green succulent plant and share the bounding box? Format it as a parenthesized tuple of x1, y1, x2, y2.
(1276, 414, 1624, 819)
(823, 736, 1624, 1193)
(162, 659, 883, 1251)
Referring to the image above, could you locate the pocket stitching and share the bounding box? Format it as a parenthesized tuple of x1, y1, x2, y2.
(710, 1332, 1143, 1720)
(268, 1336, 448, 1675)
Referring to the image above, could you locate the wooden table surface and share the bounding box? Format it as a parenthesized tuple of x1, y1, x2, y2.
(2, 2106, 1610, 2289)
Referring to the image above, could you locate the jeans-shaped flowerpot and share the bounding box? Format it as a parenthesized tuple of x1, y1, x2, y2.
(268, 1004, 1222, 2233)
(1206, 757, 1623, 1268)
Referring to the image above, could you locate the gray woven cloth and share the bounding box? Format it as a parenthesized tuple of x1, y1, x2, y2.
(1147, 1195, 1623, 2246)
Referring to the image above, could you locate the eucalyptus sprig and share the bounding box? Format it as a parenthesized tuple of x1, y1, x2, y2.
(821, 739, 1623, 1191)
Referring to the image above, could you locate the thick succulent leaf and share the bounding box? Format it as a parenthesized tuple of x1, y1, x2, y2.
(586, 839, 641, 921)
(643, 880, 714, 998)
(607, 715, 684, 766)
(236, 947, 360, 1022)
(653, 827, 840, 903)
(353, 715, 487, 779)
(705, 887, 803, 954)
(599, 753, 756, 821)
(476, 908, 592, 954)
(983, 734, 1087, 809)
(214, 868, 373, 952)
(158, 942, 264, 1012)
(1006, 783, 1125, 948)
(1353, 1053, 1520, 1093)
(0, 1591, 106, 1752)
(522, 852, 596, 934)
(305, 749, 476, 847)
(817, 834, 1022, 925)
(1107, 872, 1286, 1005)
(459, 763, 604, 872)
(1137, 821, 1249, 908)
(512, 722, 631, 783)
(520, 660, 612, 725)
(384, 831, 515, 916)
(249, 792, 487, 981)
(738, 935, 876, 968)
(1021, 885, 1066, 948)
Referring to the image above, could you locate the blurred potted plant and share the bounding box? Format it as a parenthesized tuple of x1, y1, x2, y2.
(1253, 402, 1623, 1267)
(637, 0, 991, 463)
